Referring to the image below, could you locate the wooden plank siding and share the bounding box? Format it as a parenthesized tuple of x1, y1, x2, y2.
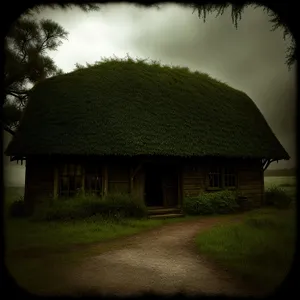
(131, 168, 146, 203)
(238, 159, 264, 208)
(182, 163, 206, 197)
(182, 158, 264, 208)
(23, 156, 264, 210)
(107, 163, 130, 194)
(24, 157, 54, 211)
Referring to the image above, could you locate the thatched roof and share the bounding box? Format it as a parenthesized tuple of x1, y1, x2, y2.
(5, 58, 289, 160)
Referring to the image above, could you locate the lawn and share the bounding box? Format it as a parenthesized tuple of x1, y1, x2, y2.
(4, 187, 194, 254)
(4, 177, 297, 294)
(195, 207, 296, 295)
(4, 187, 196, 294)
(5, 215, 197, 295)
(5, 214, 190, 255)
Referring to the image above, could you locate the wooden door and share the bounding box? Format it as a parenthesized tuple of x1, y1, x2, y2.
(162, 168, 178, 207)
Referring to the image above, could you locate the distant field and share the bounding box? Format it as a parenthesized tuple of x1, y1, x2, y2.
(264, 176, 296, 188)
(264, 176, 296, 199)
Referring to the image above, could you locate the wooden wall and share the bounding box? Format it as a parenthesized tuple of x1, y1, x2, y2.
(24, 157, 54, 211)
(182, 158, 264, 207)
(107, 162, 130, 194)
(131, 168, 145, 202)
(238, 159, 264, 208)
(23, 156, 264, 210)
(182, 162, 206, 197)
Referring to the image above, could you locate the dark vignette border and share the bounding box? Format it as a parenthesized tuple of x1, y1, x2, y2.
(1, 0, 298, 299)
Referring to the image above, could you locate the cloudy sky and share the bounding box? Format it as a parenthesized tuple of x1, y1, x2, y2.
(4, 3, 297, 185)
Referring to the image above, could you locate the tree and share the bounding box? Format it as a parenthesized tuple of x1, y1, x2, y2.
(3, 3, 100, 134)
(188, 2, 296, 69)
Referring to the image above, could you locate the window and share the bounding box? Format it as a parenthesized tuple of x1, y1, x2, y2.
(85, 165, 102, 196)
(59, 164, 82, 197)
(208, 167, 222, 188)
(224, 167, 237, 188)
(207, 166, 237, 189)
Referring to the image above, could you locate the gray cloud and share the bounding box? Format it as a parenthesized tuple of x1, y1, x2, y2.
(128, 5, 296, 169)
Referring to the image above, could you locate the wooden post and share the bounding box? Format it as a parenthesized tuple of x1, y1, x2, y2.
(81, 165, 85, 194)
(177, 166, 182, 209)
(130, 167, 134, 194)
(221, 167, 225, 189)
(103, 165, 108, 195)
(53, 166, 59, 199)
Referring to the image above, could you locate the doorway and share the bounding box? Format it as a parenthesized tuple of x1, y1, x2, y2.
(144, 164, 163, 207)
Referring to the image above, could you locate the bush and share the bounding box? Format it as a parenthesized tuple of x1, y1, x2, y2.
(183, 190, 239, 215)
(31, 193, 148, 221)
(265, 186, 292, 209)
(183, 196, 214, 215)
(100, 193, 148, 219)
(9, 197, 27, 218)
(210, 190, 240, 214)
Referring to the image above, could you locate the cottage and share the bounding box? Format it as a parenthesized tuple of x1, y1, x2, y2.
(5, 58, 289, 212)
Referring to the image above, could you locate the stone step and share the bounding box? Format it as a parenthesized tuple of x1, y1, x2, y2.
(149, 213, 185, 219)
(148, 207, 182, 216)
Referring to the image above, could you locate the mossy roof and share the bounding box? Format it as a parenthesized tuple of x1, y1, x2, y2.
(5, 58, 289, 160)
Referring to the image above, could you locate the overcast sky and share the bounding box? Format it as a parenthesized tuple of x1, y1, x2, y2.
(4, 3, 297, 185)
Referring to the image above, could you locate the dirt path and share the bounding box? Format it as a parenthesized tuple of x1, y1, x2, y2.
(56, 215, 259, 297)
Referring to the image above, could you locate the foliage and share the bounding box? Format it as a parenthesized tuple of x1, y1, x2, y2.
(188, 2, 296, 69)
(195, 208, 296, 292)
(3, 3, 100, 132)
(9, 197, 27, 218)
(265, 186, 292, 209)
(184, 196, 214, 215)
(31, 193, 147, 221)
(3, 15, 68, 131)
(26, 3, 100, 15)
(183, 190, 240, 215)
(100, 193, 148, 219)
(5, 57, 289, 160)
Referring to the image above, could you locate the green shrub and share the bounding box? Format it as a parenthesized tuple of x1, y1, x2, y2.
(9, 197, 27, 218)
(183, 196, 214, 215)
(100, 193, 147, 219)
(183, 190, 239, 215)
(31, 193, 147, 221)
(265, 186, 292, 209)
(209, 190, 240, 214)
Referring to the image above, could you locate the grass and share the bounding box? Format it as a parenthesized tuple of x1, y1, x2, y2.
(4, 177, 296, 294)
(5, 215, 193, 255)
(5, 216, 199, 295)
(4, 187, 198, 294)
(195, 207, 296, 294)
(264, 175, 296, 202)
(3, 188, 195, 254)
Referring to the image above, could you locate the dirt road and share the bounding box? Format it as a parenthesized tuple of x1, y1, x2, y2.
(61, 216, 258, 297)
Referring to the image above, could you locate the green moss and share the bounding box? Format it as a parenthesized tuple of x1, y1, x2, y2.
(6, 57, 289, 159)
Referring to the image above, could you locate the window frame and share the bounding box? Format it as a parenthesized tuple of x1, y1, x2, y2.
(58, 163, 83, 197)
(207, 166, 222, 190)
(206, 166, 237, 191)
(85, 166, 103, 196)
(224, 167, 237, 189)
